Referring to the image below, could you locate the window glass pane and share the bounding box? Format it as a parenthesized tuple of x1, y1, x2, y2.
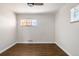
(32, 20, 37, 26)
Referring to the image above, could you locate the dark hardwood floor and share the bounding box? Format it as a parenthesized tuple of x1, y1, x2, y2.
(0, 44, 68, 56)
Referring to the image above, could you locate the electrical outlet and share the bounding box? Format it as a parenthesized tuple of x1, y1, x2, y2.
(28, 40, 33, 42)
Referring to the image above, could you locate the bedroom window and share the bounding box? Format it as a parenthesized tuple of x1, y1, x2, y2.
(20, 19, 37, 27)
(71, 5, 79, 22)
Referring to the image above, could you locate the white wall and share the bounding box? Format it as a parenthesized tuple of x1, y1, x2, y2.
(55, 3, 79, 56)
(16, 13, 55, 43)
(0, 6, 16, 53)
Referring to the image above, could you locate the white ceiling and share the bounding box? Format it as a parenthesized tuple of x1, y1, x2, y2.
(0, 3, 65, 14)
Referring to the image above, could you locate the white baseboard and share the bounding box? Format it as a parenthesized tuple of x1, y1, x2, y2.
(55, 42, 71, 56)
(0, 42, 16, 54)
(16, 42, 55, 44)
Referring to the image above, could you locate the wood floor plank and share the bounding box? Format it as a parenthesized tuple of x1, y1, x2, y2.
(0, 44, 68, 56)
